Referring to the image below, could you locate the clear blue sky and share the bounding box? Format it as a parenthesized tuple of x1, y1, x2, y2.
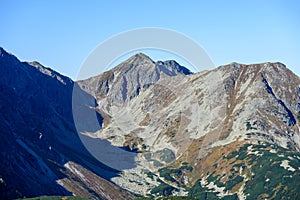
(1, 0, 300, 79)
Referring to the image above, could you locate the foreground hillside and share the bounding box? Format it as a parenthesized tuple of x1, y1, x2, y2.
(0, 47, 134, 199)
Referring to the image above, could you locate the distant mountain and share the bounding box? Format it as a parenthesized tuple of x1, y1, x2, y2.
(1, 47, 300, 199)
(78, 54, 300, 198)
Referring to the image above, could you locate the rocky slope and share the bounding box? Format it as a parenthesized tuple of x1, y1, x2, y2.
(77, 54, 300, 198)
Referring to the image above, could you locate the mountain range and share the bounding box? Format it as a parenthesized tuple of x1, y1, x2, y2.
(0, 47, 299, 199)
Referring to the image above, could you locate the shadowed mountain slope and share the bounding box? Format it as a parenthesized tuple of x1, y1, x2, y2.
(0, 47, 134, 199)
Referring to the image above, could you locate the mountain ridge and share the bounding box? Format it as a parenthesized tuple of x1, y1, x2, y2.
(1, 46, 300, 199)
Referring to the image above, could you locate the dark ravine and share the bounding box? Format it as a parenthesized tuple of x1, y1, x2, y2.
(262, 74, 296, 126)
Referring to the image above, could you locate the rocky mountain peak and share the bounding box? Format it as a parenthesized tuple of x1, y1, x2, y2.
(113, 53, 191, 76)
(215, 61, 292, 90)
(156, 60, 192, 75)
(133, 52, 152, 59)
(78, 53, 193, 106)
(219, 61, 287, 72)
(119, 53, 155, 69)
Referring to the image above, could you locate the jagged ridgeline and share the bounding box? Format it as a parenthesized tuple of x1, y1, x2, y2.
(1, 47, 300, 199)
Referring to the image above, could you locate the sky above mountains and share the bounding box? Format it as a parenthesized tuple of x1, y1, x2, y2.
(1, 0, 300, 79)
